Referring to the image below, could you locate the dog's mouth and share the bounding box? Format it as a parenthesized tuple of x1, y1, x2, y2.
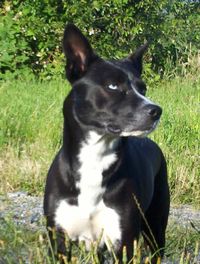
(121, 120, 159, 137)
(107, 120, 159, 137)
(107, 124, 122, 134)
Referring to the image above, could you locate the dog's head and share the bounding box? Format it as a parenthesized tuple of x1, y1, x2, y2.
(63, 24, 162, 137)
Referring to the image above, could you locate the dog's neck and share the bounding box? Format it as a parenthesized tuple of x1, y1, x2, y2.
(63, 112, 121, 207)
(62, 108, 121, 173)
(79, 131, 120, 174)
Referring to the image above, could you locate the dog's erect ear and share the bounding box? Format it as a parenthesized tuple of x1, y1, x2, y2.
(128, 43, 149, 76)
(63, 24, 98, 83)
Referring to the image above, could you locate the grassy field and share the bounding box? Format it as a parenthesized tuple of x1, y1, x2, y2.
(0, 75, 199, 205)
(0, 74, 199, 263)
(0, 79, 68, 194)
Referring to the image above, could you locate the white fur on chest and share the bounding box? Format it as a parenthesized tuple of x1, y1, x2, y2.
(54, 131, 121, 249)
(77, 131, 117, 209)
(55, 200, 121, 249)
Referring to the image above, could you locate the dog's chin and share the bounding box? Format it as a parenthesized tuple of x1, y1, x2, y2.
(105, 120, 159, 137)
(120, 130, 150, 137)
(120, 121, 159, 138)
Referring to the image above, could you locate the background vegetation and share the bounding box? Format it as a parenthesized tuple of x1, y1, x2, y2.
(0, 0, 200, 80)
(0, 1, 199, 263)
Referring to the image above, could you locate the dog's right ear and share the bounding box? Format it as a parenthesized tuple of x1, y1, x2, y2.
(63, 24, 98, 83)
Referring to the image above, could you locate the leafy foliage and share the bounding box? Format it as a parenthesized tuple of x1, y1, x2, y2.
(0, 0, 199, 79)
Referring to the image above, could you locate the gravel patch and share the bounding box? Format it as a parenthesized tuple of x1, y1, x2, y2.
(0, 192, 44, 230)
(1, 191, 200, 231)
(170, 205, 200, 232)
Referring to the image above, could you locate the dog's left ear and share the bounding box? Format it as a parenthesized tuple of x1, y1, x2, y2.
(63, 24, 98, 83)
(128, 43, 149, 76)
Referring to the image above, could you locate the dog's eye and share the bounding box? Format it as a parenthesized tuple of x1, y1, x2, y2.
(108, 84, 118, 90)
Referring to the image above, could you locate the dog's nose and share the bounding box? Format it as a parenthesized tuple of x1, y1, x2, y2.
(146, 104, 162, 120)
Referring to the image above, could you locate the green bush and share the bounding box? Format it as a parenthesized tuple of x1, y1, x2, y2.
(0, 0, 199, 80)
(0, 0, 65, 79)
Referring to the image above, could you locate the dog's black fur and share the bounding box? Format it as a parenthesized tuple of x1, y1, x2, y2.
(44, 24, 170, 263)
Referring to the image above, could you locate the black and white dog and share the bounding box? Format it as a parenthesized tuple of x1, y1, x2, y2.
(44, 24, 170, 263)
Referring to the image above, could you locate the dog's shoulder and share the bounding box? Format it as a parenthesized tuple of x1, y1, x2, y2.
(122, 137, 164, 174)
(126, 137, 162, 154)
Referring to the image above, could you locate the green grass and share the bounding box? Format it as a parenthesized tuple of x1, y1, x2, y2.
(0, 79, 69, 194)
(149, 76, 200, 206)
(0, 217, 199, 264)
(0, 73, 199, 263)
(0, 75, 199, 205)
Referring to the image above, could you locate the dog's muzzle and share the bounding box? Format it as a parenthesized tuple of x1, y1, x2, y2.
(145, 104, 162, 121)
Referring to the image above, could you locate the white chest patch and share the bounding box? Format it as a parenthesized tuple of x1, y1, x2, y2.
(55, 200, 121, 250)
(54, 131, 121, 249)
(77, 131, 117, 209)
